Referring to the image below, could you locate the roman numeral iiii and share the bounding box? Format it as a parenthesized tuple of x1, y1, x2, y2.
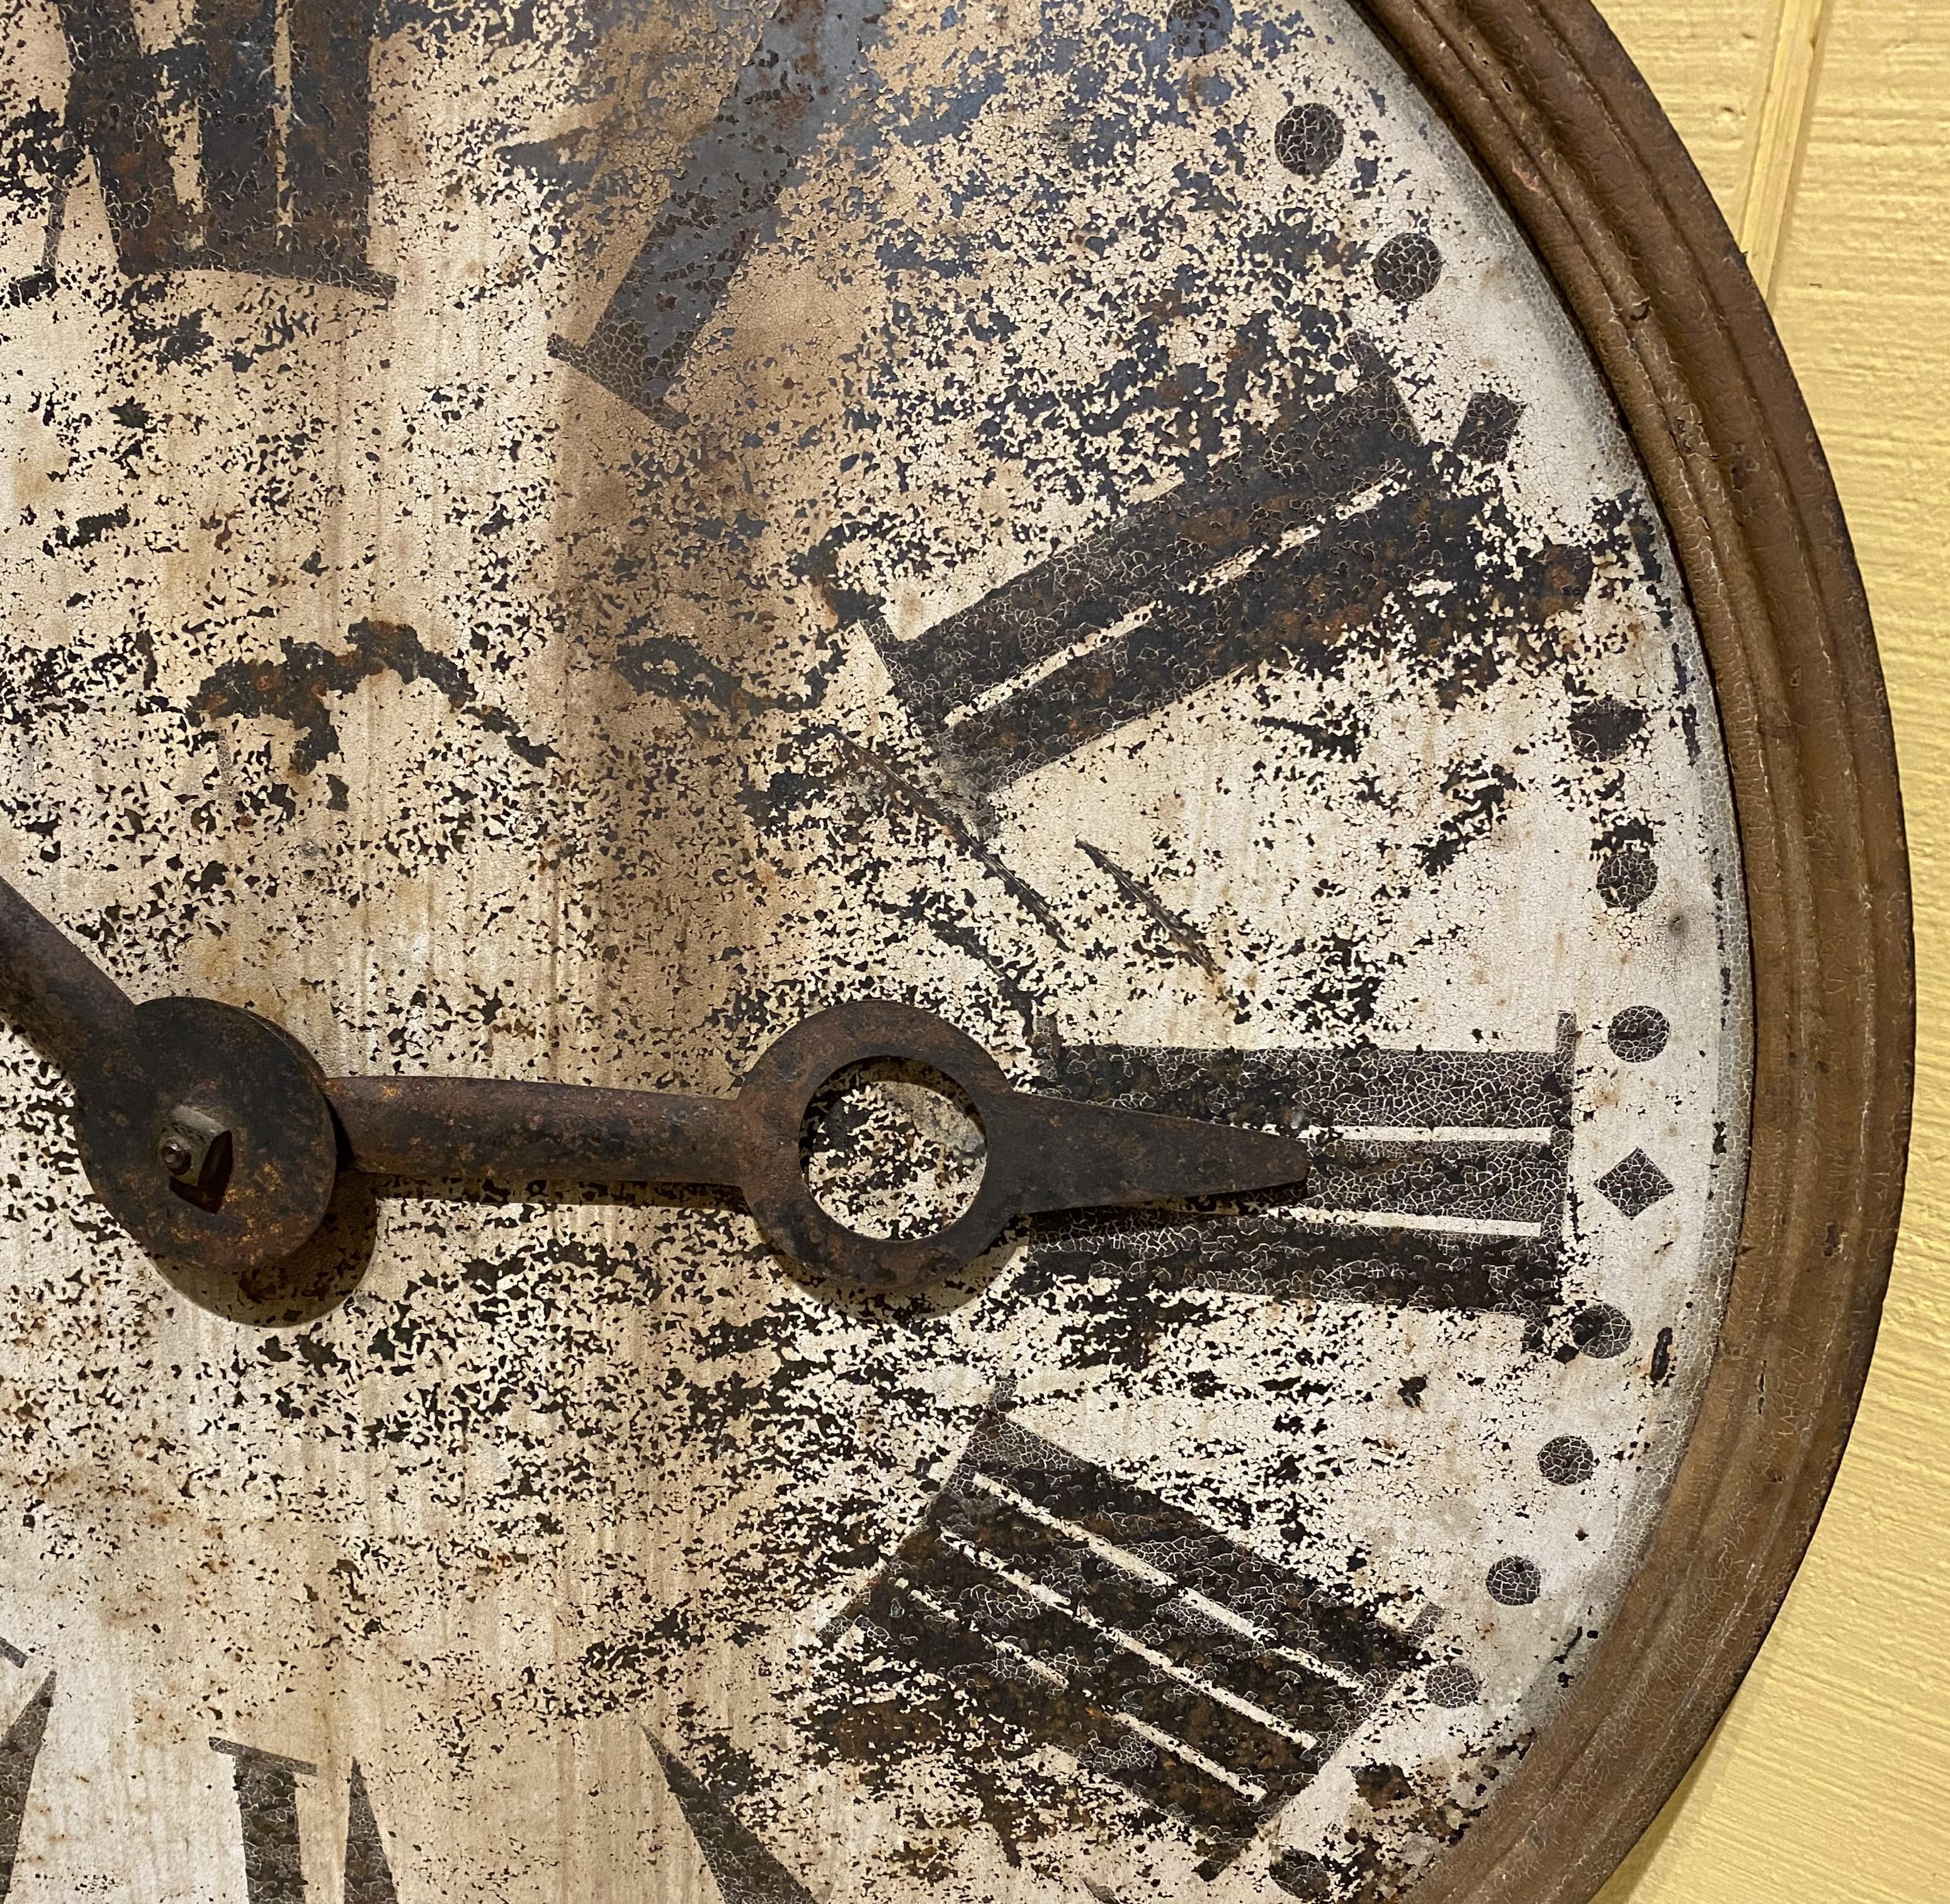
(833, 1399, 1420, 1871)
(25, 0, 390, 295)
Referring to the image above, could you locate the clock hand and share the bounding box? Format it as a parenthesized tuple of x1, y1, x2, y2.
(0, 875, 137, 1074)
(0, 871, 341, 1310)
(326, 1000, 1310, 1289)
(0, 881, 1305, 1298)
(324, 1075, 745, 1189)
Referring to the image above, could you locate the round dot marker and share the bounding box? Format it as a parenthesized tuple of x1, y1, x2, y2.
(1539, 1435, 1597, 1485)
(1571, 1303, 1633, 1359)
(1373, 230, 1443, 303)
(1487, 1556, 1542, 1606)
(1269, 1849, 1332, 1898)
(1597, 841, 1658, 909)
(1607, 1005, 1670, 1062)
(1165, 0, 1232, 56)
(1276, 101, 1345, 178)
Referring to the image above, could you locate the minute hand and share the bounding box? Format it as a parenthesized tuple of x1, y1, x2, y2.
(327, 1000, 1310, 1290)
(988, 1090, 1311, 1215)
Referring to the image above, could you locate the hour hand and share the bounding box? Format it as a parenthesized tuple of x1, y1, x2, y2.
(0, 875, 137, 1075)
(727, 1000, 1308, 1286)
(995, 1087, 1312, 1216)
(326, 1001, 1307, 1290)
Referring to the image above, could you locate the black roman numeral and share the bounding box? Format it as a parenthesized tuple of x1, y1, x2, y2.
(210, 1741, 398, 1903)
(834, 1402, 1418, 1866)
(647, 1735, 816, 1903)
(1024, 1016, 1576, 1322)
(841, 371, 1589, 798)
(550, 0, 883, 421)
(0, 1669, 54, 1901)
(25, 0, 388, 294)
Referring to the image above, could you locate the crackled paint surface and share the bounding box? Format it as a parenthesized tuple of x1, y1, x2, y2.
(0, 0, 1748, 1900)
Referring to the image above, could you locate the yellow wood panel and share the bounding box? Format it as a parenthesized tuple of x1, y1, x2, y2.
(1590, 0, 1950, 1898)
(1588, 0, 1778, 220)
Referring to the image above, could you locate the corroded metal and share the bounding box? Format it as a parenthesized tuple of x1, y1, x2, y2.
(329, 1000, 1313, 1286)
(0, 875, 1310, 1290)
(71, 997, 339, 1315)
(0, 0, 1905, 1899)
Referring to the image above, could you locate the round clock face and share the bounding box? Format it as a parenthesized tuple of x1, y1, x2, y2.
(0, 1, 1751, 1900)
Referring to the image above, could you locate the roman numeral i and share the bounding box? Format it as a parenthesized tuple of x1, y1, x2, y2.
(550, 0, 883, 422)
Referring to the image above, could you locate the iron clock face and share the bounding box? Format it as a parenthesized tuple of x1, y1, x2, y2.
(0, 1, 1754, 1900)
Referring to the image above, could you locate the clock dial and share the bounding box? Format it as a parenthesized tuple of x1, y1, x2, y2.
(0, 0, 1757, 1900)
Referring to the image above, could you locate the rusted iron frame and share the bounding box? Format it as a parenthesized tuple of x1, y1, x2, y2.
(1352, 3, 1912, 1900)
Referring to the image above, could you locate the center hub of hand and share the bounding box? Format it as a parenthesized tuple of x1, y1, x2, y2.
(798, 1057, 987, 1240)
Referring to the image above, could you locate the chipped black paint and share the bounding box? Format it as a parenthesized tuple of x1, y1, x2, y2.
(823, 1397, 1417, 1864)
(193, 620, 552, 774)
(0, 1673, 53, 1899)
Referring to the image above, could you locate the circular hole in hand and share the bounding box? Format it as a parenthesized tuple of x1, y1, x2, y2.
(800, 1058, 987, 1240)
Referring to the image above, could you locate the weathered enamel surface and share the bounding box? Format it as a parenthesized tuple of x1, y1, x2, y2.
(0, 0, 1747, 1898)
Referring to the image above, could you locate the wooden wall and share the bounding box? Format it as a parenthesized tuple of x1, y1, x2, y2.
(1591, 1, 1950, 1897)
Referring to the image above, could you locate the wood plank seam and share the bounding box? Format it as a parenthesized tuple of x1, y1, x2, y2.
(1739, 0, 1833, 293)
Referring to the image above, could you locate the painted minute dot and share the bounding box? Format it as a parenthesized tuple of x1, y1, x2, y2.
(1373, 230, 1444, 302)
(1539, 1436, 1598, 1486)
(1596, 1148, 1675, 1218)
(1608, 1006, 1671, 1061)
(1487, 1557, 1544, 1607)
(1572, 1303, 1635, 1358)
(1275, 101, 1344, 177)
(1425, 1662, 1482, 1708)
